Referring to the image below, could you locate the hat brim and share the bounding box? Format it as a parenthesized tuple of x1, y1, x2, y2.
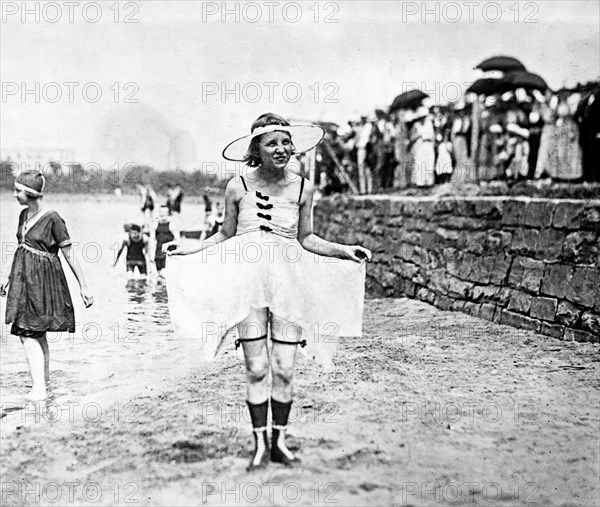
(222, 124, 325, 162)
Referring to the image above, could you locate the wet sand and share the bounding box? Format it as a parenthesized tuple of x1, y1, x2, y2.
(1, 298, 598, 507)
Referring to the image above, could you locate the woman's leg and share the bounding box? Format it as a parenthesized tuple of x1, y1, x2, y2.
(238, 308, 269, 470)
(270, 315, 301, 465)
(21, 334, 49, 400)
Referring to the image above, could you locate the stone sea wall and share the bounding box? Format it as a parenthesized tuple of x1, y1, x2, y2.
(314, 195, 600, 342)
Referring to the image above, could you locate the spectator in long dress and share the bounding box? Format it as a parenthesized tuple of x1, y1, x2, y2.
(451, 104, 472, 183)
(575, 89, 600, 182)
(535, 96, 559, 179)
(407, 107, 435, 187)
(555, 95, 583, 181)
(505, 124, 530, 180)
(355, 116, 373, 194)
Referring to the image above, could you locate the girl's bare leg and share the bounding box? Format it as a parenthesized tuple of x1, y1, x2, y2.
(239, 308, 269, 403)
(269, 315, 301, 466)
(21, 334, 49, 400)
(239, 308, 270, 471)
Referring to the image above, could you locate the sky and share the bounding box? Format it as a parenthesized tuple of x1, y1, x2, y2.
(1, 0, 599, 175)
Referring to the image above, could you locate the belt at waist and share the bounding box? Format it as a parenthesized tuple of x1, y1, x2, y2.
(19, 243, 58, 259)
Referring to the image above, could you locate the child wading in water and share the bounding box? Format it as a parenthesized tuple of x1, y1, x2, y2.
(151, 205, 180, 277)
(0, 171, 94, 401)
(167, 113, 371, 471)
(113, 224, 150, 279)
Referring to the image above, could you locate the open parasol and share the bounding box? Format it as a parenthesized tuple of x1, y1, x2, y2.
(389, 89, 429, 112)
(504, 71, 549, 92)
(466, 78, 512, 96)
(475, 56, 527, 73)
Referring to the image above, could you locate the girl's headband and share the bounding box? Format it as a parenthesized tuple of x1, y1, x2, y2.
(14, 175, 45, 196)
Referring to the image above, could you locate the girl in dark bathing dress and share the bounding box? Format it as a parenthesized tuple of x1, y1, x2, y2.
(0, 171, 94, 401)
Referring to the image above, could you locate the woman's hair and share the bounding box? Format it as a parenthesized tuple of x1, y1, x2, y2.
(15, 171, 45, 199)
(243, 113, 295, 167)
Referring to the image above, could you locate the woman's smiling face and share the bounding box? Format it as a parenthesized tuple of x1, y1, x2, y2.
(258, 131, 293, 169)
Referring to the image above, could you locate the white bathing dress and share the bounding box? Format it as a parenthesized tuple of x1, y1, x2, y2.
(165, 176, 366, 369)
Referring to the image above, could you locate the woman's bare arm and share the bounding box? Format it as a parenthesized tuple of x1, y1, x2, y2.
(61, 244, 94, 307)
(168, 179, 240, 256)
(297, 180, 371, 263)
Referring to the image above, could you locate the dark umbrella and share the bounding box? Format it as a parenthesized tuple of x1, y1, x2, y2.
(316, 121, 340, 132)
(389, 89, 429, 112)
(475, 56, 527, 73)
(466, 78, 512, 96)
(504, 71, 549, 92)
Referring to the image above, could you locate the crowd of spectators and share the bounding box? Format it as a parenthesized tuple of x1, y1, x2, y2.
(314, 83, 600, 195)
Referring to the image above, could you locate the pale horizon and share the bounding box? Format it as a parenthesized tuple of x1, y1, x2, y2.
(1, 0, 598, 175)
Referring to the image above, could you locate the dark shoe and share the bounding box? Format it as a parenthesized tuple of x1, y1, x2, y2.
(271, 426, 301, 467)
(247, 429, 270, 472)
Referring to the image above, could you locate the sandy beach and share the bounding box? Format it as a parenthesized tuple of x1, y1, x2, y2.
(1, 297, 598, 506)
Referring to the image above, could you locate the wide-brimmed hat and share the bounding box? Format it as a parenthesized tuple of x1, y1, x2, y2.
(222, 123, 325, 162)
(14, 171, 45, 196)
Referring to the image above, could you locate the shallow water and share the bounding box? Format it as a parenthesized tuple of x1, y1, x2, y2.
(0, 193, 218, 423)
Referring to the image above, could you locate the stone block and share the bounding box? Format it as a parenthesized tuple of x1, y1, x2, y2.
(561, 231, 599, 264)
(389, 200, 405, 216)
(446, 276, 472, 298)
(540, 322, 565, 339)
(535, 228, 565, 262)
(508, 256, 525, 287)
(523, 201, 556, 228)
(452, 300, 467, 312)
(416, 287, 435, 304)
(501, 200, 527, 226)
(521, 258, 545, 293)
(565, 267, 599, 308)
(458, 253, 477, 280)
(399, 279, 417, 297)
(466, 231, 488, 255)
(581, 312, 600, 337)
(510, 228, 539, 256)
(479, 303, 497, 322)
(464, 302, 481, 317)
(473, 200, 503, 220)
(485, 231, 513, 252)
(432, 199, 454, 215)
(373, 200, 391, 217)
(403, 201, 421, 217)
(540, 264, 571, 298)
(495, 287, 512, 306)
(556, 301, 582, 326)
(507, 291, 532, 314)
(500, 310, 541, 333)
(470, 255, 494, 284)
(564, 328, 598, 343)
(393, 261, 419, 279)
(420, 232, 438, 250)
(530, 297, 558, 321)
(435, 294, 455, 311)
(366, 277, 386, 298)
(381, 271, 400, 290)
(581, 203, 600, 230)
(490, 254, 512, 284)
(552, 201, 586, 229)
(472, 285, 497, 302)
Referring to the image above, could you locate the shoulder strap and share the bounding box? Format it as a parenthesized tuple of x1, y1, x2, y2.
(298, 177, 305, 203)
(240, 176, 248, 192)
